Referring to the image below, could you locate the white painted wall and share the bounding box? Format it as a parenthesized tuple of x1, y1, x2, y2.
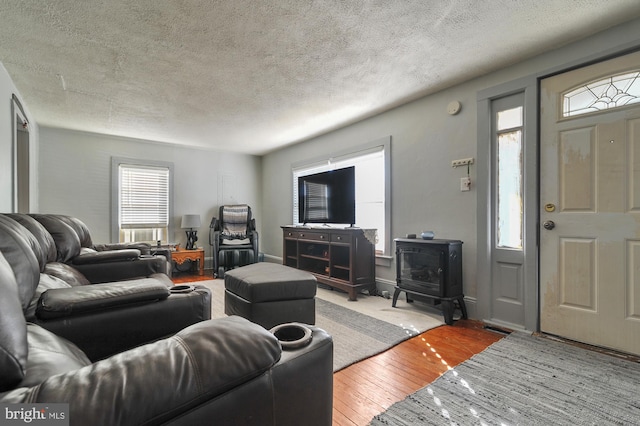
(0, 63, 38, 212)
(37, 127, 262, 264)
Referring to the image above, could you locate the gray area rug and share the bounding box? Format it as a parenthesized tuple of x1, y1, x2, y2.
(315, 298, 421, 371)
(370, 332, 640, 425)
(197, 279, 429, 372)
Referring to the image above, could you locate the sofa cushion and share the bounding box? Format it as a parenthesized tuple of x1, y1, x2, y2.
(5, 213, 57, 268)
(0, 253, 28, 392)
(63, 216, 94, 248)
(44, 262, 90, 287)
(0, 215, 41, 309)
(31, 214, 81, 263)
(19, 323, 91, 388)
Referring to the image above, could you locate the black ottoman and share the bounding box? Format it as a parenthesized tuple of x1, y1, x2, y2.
(224, 263, 317, 329)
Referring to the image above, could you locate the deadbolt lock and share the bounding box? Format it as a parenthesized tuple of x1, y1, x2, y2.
(544, 203, 556, 212)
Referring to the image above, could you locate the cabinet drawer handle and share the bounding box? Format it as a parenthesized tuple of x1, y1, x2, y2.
(336, 236, 342, 241)
(300, 234, 304, 238)
(320, 235, 325, 239)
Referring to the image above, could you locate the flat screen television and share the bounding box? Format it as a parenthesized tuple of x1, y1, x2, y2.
(298, 166, 355, 226)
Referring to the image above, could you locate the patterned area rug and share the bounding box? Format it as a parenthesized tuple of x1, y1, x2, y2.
(370, 332, 640, 425)
(195, 279, 441, 371)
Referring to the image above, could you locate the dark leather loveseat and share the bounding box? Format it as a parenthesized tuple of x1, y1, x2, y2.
(0, 214, 334, 425)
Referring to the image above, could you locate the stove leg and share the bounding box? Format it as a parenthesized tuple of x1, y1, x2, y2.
(441, 300, 454, 325)
(456, 296, 468, 319)
(391, 288, 401, 307)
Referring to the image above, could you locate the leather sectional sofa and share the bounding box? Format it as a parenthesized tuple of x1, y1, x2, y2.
(0, 213, 210, 360)
(0, 214, 334, 425)
(26, 213, 173, 281)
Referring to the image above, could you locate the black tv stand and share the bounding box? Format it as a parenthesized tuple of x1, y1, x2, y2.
(282, 226, 376, 301)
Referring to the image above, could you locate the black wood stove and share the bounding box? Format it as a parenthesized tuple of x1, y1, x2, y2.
(393, 238, 468, 325)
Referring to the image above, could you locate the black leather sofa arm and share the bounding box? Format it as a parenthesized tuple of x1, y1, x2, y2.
(71, 249, 141, 265)
(164, 322, 333, 426)
(93, 242, 152, 255)
(270, 326, 333, 426)
(36, 281, 170, 319)
(73, 256, 170, 283)
(35, 285, 212, 361)
(2, 318, 282, 426)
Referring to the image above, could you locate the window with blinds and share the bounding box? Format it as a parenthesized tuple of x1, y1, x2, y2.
(117, 163, 171, 243)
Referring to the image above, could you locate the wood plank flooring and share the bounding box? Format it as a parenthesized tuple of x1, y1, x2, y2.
(332, 320, 505, 425)
(172, 272, 505, 426)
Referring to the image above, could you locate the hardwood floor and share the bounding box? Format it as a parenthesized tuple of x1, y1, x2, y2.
(332, 320, 505, 426)
(171, 273, 505, 426)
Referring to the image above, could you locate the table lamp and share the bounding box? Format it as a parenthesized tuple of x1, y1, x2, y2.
(181, 214, 201, 250)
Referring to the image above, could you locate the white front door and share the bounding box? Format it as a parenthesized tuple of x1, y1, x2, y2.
(540, 51, 640, 355)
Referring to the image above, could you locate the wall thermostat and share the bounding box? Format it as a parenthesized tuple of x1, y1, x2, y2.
(447, 101, 461, 115)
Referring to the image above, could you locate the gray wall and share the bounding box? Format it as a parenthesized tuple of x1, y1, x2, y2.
(261, 18, 640, 300)
(38, 127, 262, 264)
(262, 83, 480, 291)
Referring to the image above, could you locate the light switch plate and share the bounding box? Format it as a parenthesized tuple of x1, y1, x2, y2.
(460, 177, 471, 191)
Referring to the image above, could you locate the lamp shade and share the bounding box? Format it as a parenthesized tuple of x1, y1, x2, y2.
(181, 214, 201, 229)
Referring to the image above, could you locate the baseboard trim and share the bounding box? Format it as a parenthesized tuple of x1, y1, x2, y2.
(263, 254, 282, 264)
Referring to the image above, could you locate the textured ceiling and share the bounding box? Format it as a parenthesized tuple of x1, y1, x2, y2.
(1, 1, 639, 155)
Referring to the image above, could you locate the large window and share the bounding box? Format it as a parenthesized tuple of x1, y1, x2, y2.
(292, 138, 390, 255)
(111, 158, 173, 243)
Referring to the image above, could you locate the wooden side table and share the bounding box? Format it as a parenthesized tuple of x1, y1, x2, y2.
(171, 248, 205, 275)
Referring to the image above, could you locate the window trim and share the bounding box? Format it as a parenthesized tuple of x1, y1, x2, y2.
(111, 157, 174, 243)
(291, 136, 391, 257)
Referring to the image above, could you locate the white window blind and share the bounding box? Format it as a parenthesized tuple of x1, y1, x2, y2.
(119, 165, 169, 228)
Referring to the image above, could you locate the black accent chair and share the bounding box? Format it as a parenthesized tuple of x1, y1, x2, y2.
(209, 204, 259, 278)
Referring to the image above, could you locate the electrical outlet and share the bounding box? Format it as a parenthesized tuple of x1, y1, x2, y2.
(460, 177, 471, 191)
(451, 158, 475, 168)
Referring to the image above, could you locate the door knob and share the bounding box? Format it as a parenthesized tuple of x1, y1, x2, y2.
(543, 220, 555, 230)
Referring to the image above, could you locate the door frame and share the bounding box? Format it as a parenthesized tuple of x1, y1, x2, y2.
(476, 42, 640, 332)
(477, 77, 539, 331)
(11, 94, 30, 214)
